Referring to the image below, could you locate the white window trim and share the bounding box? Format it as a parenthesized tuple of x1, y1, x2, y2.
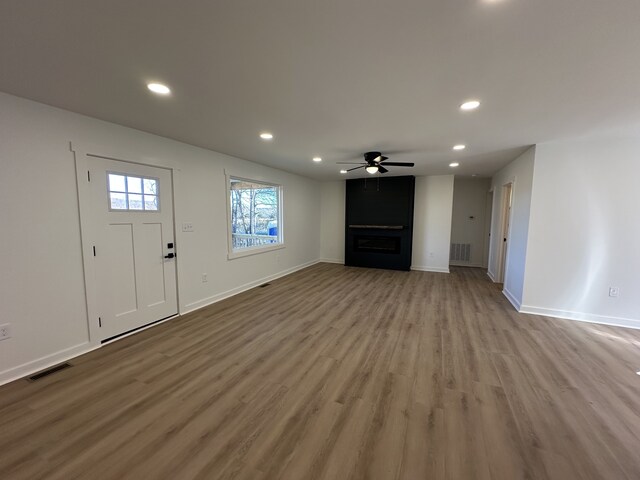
(225, 171, 284, 260)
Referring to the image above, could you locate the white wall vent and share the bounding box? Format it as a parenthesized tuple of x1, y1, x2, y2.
(450, 243, 471, 262)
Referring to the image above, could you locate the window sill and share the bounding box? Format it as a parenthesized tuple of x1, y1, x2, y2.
(227, 243, 285, 260)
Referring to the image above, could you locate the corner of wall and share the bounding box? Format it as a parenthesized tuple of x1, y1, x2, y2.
(502, 288, 522, 311)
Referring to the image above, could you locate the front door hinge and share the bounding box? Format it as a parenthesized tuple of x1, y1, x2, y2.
(98, 317, 102, 328)
(87, 170, 91, 182)
(93, 246, 96, 256)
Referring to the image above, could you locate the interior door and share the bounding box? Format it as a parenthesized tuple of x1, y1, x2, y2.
(499, 183, 513, 283)
(88, 156, 178, 340)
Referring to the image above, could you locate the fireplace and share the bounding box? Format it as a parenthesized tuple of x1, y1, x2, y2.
(354, 234, 401, 254)
(344, 176, 415, 271)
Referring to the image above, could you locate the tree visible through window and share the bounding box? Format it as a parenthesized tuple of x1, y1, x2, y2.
(229, 178, 281, 251)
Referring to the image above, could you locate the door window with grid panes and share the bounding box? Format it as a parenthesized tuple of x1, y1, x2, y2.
(108, 173, 159, 211)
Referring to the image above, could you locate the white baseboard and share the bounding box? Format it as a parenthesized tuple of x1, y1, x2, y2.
(319, 258, 344, 264)
(411, 266, 450, 273)
(487, 270, 496, 282)
(519, 305, 640, 330)
(449, 262, 485, 268)
(182, 259, 322, 314)
(502, 288, 522, 310)
(0, 342, 99, 387)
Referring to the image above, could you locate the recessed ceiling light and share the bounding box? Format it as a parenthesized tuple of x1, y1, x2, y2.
(313, 157, 322, 163)
(453, 145, 466, 151)
(340, 169, 348, 174)
(460, 100, 480, 111)
(260, 132, 273, 140)
(472, 174, 478, 177)
(449, 162, 460, 167)
(147, 83, 171, 95)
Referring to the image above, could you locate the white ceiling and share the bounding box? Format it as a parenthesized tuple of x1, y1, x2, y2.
(2, 0, 640, 180)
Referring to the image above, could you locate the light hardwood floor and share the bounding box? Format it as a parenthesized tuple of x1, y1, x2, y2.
(1, 263, 640, 480)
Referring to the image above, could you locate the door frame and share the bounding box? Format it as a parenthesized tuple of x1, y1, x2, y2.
(482, 189, 493, 269)
(73, 142, 180, 343)
(497, 181, 514, 284)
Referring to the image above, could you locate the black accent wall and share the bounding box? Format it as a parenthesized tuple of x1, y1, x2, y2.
(345, 176, 415, 271)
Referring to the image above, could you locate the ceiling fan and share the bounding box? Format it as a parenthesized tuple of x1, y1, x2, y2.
(337, 151, 414, 174)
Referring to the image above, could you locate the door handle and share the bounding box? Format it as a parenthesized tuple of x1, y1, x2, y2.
(164, 253, 175, 259)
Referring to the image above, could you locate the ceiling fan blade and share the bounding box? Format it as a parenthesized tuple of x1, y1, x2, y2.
(376, 156, 389, 163)
(378, 165, 389, 174)
(380, 162, 415, 167)
(336, 162, 365, 165)
(347, 165, 365, 172)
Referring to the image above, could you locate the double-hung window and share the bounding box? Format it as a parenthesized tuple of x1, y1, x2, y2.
(227, 176, 283, 258)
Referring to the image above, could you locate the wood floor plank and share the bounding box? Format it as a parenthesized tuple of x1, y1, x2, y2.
(1, 263, 639, 479)
(443, 388, 492, 480)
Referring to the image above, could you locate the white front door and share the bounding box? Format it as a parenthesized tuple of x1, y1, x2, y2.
(86, 156, 178, 340)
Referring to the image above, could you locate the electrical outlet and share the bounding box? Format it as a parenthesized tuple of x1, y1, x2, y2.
(609, 287, 620, 298)
(0, 323, 11, 341)
(182, 222, 194, 232)
(202, 273, 208, 283)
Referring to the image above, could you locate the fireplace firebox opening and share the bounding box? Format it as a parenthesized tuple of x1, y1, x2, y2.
(353, 235, 401, 254)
